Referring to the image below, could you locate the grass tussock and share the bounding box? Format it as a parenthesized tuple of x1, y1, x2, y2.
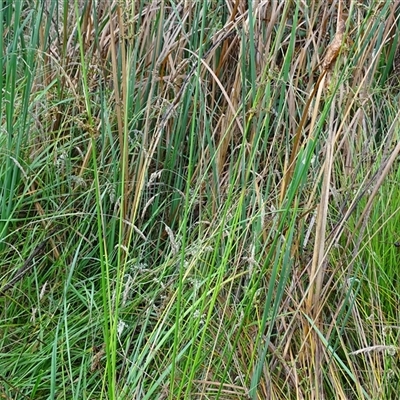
(0, 1, 400, 399)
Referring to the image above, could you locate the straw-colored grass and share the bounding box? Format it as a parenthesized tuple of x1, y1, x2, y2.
(0, 1, 399, 399)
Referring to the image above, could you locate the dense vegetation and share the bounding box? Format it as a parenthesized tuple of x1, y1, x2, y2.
(1, 1, 399, 399)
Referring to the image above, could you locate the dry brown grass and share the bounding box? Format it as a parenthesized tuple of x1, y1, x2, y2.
(2, 1, 400, 398)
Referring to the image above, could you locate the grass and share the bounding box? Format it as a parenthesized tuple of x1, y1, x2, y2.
(0, 0, 400, 399)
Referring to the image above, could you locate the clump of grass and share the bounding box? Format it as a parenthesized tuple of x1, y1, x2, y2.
(0, 1, 400, 399)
